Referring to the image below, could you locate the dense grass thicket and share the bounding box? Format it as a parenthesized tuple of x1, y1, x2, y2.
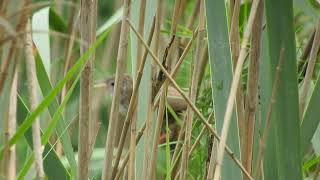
(1, 0, 320, 179)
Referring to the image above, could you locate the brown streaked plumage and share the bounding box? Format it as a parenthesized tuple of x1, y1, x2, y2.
(105, 74, 186, 149)
(105, 74, 133, 115)
(105, 74, 132, 150)
(105, 74, 187, 112)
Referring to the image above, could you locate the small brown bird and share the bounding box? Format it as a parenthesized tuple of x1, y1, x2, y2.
(104, 74, 133, 149)
(104, 74, 187, 145)
(105, 74, 133, 116)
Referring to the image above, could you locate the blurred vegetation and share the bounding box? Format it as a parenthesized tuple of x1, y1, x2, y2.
(1, 0, 320, 179)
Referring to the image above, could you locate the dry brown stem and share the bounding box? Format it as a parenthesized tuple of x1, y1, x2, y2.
(78, 0, 97, 179)
(243, 1, 264, 178)
(25, 20, 44, 180)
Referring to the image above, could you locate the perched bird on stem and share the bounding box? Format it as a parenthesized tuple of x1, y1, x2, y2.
(102, 74, 187, 146)
(105, 74, 133, 116)
(103, 74, 133, 150)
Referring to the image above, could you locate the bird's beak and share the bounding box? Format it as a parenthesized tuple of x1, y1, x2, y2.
(94, 82, 107, 89)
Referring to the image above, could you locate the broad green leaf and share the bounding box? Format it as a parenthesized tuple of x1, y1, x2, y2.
(17, 96, 70, 180)
(97, 7, 123, 36)
(129, 0, 157, 177)
(301, 72, 320, 154)
(263, 0, 302, 179)
(17, 155, 33, 180)
(255, 14, 270, 173)
(35, 52, 77, 178)
(49, 8, 68, 33)
(205, 0, 241, 179)
(32, 7, 51, 75)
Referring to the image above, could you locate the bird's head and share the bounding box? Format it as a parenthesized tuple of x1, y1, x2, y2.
(104, 74, 133, 115)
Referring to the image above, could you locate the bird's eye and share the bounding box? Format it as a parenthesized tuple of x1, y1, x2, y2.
(111, 82, 115, 86)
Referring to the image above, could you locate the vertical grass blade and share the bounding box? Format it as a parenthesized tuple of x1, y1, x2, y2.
(130, 0, 156, 177)
(262, 0, 302, 179)
(32, 7, 51, 75)
(205, 1, 241, 179)
(255, 16, 270, 174)
(301, 71, 320, 154)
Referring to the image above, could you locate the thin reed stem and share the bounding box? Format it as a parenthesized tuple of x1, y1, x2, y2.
(25, 20, 44, 180)
(78, 0, 97, 179)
